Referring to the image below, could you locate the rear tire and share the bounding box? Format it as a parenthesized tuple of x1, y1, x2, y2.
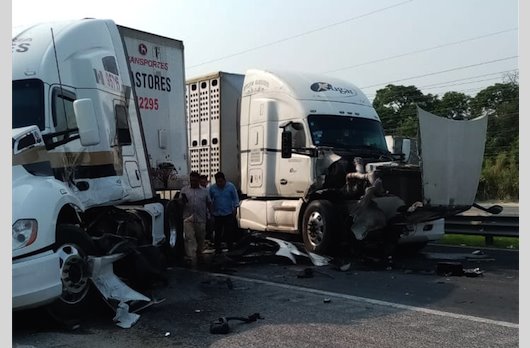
(47, 224, 96, 323)
(301, 200, 337, 255)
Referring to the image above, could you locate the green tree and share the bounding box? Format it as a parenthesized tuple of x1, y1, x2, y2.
(469, 81, 518, 201)
(470, 82, 518, 158)
(373, 84, 439, 137)
(434, 91, 471, 119)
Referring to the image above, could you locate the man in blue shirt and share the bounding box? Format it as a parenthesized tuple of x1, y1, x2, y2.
(209, 171, 240, 254)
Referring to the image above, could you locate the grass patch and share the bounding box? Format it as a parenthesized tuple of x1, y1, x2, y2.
(437, 234, 518, 250)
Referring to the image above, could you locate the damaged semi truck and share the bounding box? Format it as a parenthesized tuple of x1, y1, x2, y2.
(12, 19, 188, 317)
(186, 70, 489, 256)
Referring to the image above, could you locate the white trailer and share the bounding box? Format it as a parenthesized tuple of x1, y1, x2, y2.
(186, 72, 244, 184)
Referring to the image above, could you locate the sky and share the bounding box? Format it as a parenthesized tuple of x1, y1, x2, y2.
(11, 0, 520, 102)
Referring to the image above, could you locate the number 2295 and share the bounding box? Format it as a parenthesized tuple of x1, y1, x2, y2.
(138, 97, 159, 110)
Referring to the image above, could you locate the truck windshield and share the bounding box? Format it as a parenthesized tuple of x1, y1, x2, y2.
(12, 79, 45, 131)
(308, 115, 388, 152)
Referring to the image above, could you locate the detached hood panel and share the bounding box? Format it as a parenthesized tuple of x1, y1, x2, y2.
(418, 107, 488, 207)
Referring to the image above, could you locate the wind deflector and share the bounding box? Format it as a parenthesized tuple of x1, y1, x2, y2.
(418, 107, 487, 207)
(102, 56, 119, 75)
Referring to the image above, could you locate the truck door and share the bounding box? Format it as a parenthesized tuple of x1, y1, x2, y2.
(114, 101, 146, 197)
(278, 122, 312, 197)
(49, 87, 147, 206)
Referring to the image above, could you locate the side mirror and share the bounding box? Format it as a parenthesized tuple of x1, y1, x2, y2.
(73, 99, 100, 146)
(12, 126, 44, 155)
(281, 130, 292, 158)
(402, 138, 411, 162)
(386, 135, 412, 162)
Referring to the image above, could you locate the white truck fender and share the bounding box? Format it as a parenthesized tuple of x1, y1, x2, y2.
(13, 172, 86, 258)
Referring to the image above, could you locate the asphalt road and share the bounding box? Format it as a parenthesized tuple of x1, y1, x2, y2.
(12, 244, 519, 348)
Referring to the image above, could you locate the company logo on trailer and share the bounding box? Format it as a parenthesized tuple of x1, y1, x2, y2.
(310, 82, 356, 95)
(138, 43, 148, 55)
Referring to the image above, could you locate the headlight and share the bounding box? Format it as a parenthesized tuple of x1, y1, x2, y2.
(12, 219, 38, 250)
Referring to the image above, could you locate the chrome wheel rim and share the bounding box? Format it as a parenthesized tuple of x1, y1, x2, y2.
(57, 243, 90, 304)
(307, 211, 325, 247)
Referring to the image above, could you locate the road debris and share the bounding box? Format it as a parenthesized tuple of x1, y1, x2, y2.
(339, 262, 352, 272)
(209, 313, 264, 334)
(129, 297, 166, 313)
(113, 302, 140, 329)
(463, 268, 484, 277)
(89, 254, 152, 328)
(307, 251, 332, 266)
(220, 233, 332, 266)
(436, 261, 464, 276)
(297, 268, 314, 278)
(436, 261, 485, 277)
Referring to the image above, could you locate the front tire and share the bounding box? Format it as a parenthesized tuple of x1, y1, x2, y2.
(301, 200, 337, 254)
(47, 224, 96, 322)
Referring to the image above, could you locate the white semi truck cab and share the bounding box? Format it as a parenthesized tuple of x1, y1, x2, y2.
(12, 19, 188, 315)
(186, 70, 488, 254)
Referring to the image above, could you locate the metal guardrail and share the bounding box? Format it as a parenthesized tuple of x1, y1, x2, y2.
(444, 215, 519, 245)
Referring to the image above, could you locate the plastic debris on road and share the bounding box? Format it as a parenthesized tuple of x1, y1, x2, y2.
(88, 254, 151, 328)
(113, 302, 140, 329)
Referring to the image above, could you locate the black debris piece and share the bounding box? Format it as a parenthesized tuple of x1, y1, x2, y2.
(209, 313, 264, 334)
(436, 261, 464, 276)
(210, 317, 230, 334)
(463, 268, 484, 277)
(297, 268, 314, 278)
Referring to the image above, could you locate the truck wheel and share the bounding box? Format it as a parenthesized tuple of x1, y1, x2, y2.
(47, 224, 96, 322)
(302, 200, 336, 255)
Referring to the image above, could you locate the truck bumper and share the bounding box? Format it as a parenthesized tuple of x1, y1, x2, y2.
(399, 218, 445, 244)
(12, 250, 62, 310)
